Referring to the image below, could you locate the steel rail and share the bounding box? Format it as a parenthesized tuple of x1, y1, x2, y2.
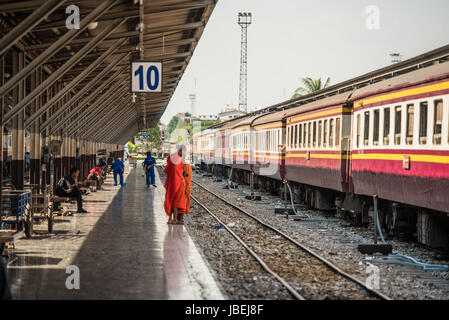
(190, 194, 305, 301)
(191, 179, 392, 301)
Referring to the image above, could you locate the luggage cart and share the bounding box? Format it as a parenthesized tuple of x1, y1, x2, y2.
(1, 190, 33, 238)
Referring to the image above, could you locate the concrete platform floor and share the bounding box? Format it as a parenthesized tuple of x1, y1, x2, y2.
(5, 164, 224, 300)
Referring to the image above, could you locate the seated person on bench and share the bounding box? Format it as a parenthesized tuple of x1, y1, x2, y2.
(55, 167, 87, 213)
(87, 163, 106, 190)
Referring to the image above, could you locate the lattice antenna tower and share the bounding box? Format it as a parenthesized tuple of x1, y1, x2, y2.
(238, 12, 251, 114)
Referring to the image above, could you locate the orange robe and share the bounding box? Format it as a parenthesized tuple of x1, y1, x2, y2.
(164, 153, 186, 216)
(179, 163, 192, 214)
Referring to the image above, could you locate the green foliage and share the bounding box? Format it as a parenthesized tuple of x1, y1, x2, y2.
(291, 77, 331, 99)
(127, 142, 136, 153)
(184, 112, 191, 117)
(167, 116, 179, 135)
(143, 122, 162, 151)
(201, 120, 219, 130)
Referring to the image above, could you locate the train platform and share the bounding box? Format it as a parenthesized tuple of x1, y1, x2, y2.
(4, 165, 224, 300)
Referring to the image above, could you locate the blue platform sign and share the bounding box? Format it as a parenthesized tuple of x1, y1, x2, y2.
(131, 61, 162, 93)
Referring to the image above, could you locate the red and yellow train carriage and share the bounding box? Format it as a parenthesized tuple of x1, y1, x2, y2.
(230, 117, 257, 171)
(350, 61, 449, 215)
(251, 111, 285, 181)
(284, 92, 353, 194)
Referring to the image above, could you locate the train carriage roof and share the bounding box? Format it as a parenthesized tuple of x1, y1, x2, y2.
(351, 60, 449, 102)
(283, 91, 354, 120)
(252, 110, 285, 127)
(231, 114, 264, 130)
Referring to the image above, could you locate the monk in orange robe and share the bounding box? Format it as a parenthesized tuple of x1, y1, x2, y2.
(164, 147, 186, 224)
(176, 162, 192, 224)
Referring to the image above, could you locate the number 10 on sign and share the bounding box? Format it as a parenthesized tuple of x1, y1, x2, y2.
(131, 62, 162, 93)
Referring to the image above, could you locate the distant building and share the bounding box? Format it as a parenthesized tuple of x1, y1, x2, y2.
(218, 107, 246, 122)
(176, 112, 192, 124)
(194, 114, 218, 121)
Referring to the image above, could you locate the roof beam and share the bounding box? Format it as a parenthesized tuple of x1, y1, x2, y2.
(25, 38, 127, 128)
(3, 16, 127, 125)
(0, 0, 121, 102)
(27, 21, 204, 50)
(0, 0, 68, 57)
(31, 0, 213, 32)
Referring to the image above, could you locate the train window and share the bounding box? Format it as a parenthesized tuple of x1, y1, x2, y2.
(394, 106, 401, 145)
(266, 131, 270, 151)
(290, 126, 294, 149)
(294, 125, 298, 149)
(302, 123, 306, 148)
(308, 122, 311, 148)
(406, 104, 414, 145)
(335, 118, 341, 147)
(419, 102, 428, 144)
(356, 114, 361, 148)
(373, 109, 379, 145)
(433, 100, 443, 145)
(318, 121, 322, 147)
(323, 120, 328, 147)
(298, 124, 302, 148)
(364, 112, 370, 146)
(313, 121, 317, 147)
(383, 108, 390, 145)
(329, 119, 334, 148)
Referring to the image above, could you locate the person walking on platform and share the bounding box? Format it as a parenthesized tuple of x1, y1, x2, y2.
(143, 151, 157, 188)
(176, 161, 192, 225)
(111, 157, 125, 186)
(55, 167, 87, 213)
(164, 145, 186, 224)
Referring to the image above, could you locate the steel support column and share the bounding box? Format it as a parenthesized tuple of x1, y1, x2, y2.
(11, 51, 25, 190)
(30, 66, 42, 187)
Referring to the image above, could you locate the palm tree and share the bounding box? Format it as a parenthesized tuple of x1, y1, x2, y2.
(291, 77, 331, 99)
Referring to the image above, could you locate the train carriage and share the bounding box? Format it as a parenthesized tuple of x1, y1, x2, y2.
(284, 92, 353, 195)
(230, 116, 258, 172)
(215, 117, 244, 169)
(350, 61, 449, 216)
(252, 111, 286, 181)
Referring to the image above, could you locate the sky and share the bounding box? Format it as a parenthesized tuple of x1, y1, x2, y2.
(159, 0, 449, 125)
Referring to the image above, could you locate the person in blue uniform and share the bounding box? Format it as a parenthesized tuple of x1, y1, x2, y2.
(111, 157, 124, 186)
(143, 151, 157, 188)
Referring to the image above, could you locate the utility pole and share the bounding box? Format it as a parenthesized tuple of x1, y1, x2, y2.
(238, 12, 251, 115)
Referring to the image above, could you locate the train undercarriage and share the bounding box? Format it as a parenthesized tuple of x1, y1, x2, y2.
(196, 162, 449, 254)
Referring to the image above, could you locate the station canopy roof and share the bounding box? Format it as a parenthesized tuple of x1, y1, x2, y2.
(0, 0, 216, 144)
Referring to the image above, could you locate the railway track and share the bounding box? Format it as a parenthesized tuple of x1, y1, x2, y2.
(191, 179, 391, 300)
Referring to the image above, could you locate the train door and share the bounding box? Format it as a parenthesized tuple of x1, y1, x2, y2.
(280, 118, 287, 181)
(342, 102, 354, 192)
